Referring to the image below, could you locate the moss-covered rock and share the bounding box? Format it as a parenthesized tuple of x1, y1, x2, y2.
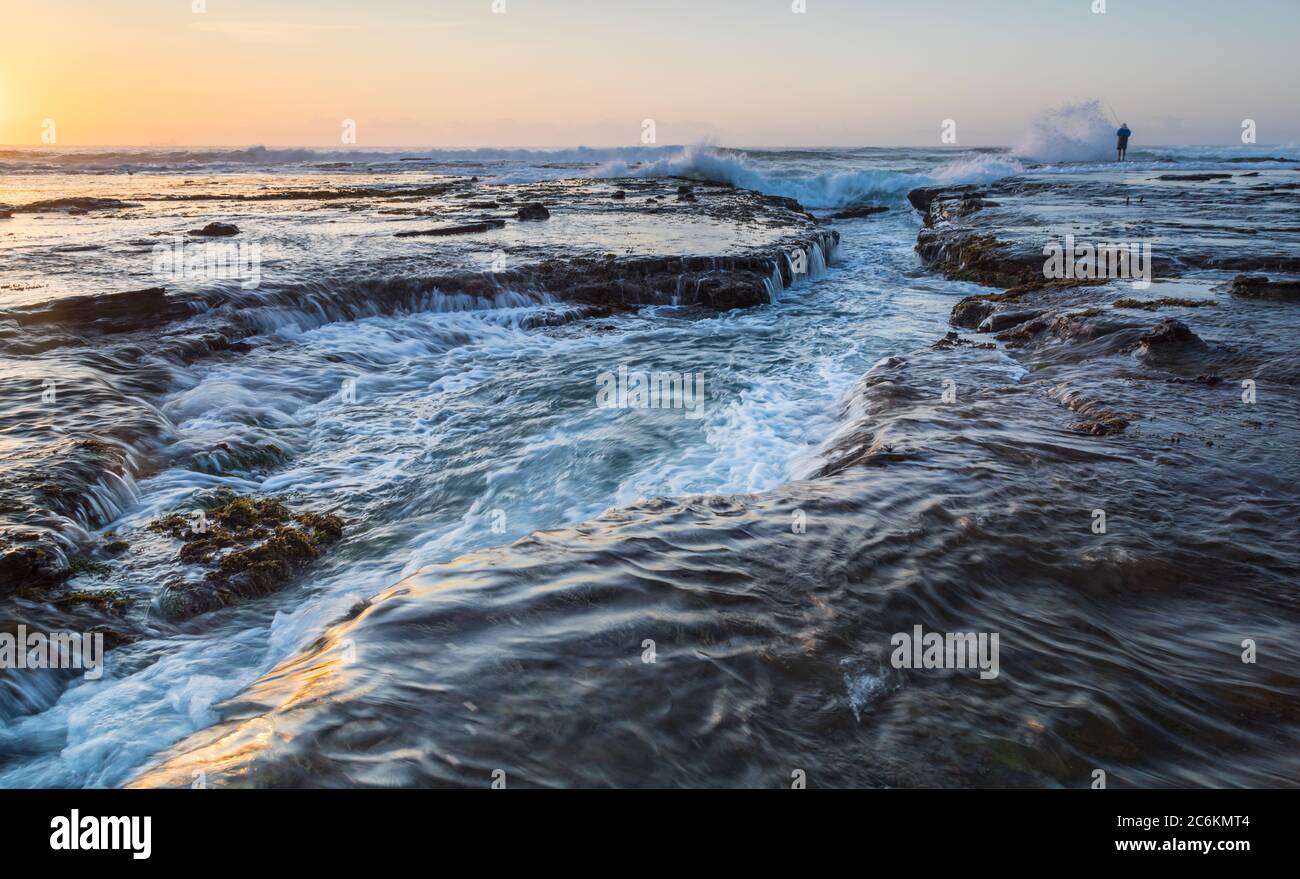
(68, 557, 112, 578)
(149, 493, 345, 620)
(1113, 297, 1216, 310)
(52, 588, 131, 614)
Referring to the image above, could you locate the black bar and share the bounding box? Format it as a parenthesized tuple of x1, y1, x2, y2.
(1, 789, 1281, 864)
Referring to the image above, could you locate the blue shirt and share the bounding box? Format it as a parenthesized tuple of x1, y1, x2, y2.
(1117, 127, 1132, 139)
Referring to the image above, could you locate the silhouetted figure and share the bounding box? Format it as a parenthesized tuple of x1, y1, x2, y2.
(1116, 123, 1132, 161)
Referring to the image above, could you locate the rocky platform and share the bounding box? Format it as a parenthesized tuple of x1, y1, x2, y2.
(1, 176, 836, 632)
(115, 167, 1300, 790)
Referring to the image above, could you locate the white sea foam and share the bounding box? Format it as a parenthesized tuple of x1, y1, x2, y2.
(1013, 100, 1116, 163)
(593, 144, 1022, 209)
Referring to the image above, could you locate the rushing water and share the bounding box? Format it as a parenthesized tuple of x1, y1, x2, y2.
(2, 139, 1298, 787)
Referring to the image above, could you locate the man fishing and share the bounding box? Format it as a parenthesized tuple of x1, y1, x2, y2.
(1116, 122, 1132, 161)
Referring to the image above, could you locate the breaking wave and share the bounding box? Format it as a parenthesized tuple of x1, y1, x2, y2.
(1013, 100, 1116, 163)
(594, 144, 1023, 209)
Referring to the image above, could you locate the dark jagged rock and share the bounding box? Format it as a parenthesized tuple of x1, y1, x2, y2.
(394, 219, 506, 238)
(188, 222, 240, 237)
(165, 183, 458, 203)
(611, 190, 626, 200)
(994, 312, 1054, 344)
(1139, 317, 1199, 346)
(1230, 275, 1300, 301)
(915, 230, 1044, 288)
(951, 297, 998, 329)
(831, 205, 888, 220)
(516, 203, 550, 221)
(0, 287, 188, 335)
(1153, 173, 1233, 182)
(1040, 309, 1123, 343)
(0, 532, 70, 593)
(907, 184, 981, 214)
(388, 229, 839, 311)
(978, 308, 1045, 333)
(1124, 317, 1205, 362)
(932, 331, 995, 350)
(14, 197, 134, 213)
(756, 194, 813, 220)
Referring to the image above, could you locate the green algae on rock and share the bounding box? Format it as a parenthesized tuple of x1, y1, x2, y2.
(149, 491, 345, 621)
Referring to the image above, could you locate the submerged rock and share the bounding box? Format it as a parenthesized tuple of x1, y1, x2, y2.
(51, 588, 130, 614)
(394, 219, 505, 238)
(1070, 413, 1132, 436)
(831, 205, 889, 220)
(14, 197, 134, 213)
(950, 297, 998, 329)
(0, 287, 185, 335)
(516, 203, 550, 221)
(1230, 275, 1300, 301)
(1166, 374, 1223, 386)
(1125, 317, 1206, 363)
(188, 222, 240, 237)
(0, 532, 70, 593)
(1137, 317, 1200, 347)
(1153, 173, 1233, 182)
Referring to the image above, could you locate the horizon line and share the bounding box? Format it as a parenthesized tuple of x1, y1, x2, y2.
(1, 142, 1292, 151)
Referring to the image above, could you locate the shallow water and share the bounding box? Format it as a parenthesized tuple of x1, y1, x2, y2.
(2, 144, 1298, 787)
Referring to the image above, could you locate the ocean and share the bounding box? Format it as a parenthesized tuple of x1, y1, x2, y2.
(2, 115, 1298, 787)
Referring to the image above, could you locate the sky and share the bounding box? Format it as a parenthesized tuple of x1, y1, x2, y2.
(2, 0, 1297, 147)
